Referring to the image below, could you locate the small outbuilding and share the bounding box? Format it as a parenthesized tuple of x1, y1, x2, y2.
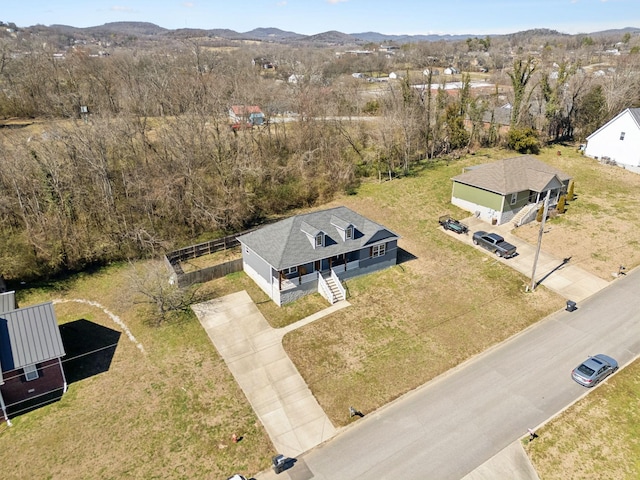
(229, 105, 265, 127)
(0, 295, 67, 424)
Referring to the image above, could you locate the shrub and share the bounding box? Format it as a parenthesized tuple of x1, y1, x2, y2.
(363, 100, 380, 115)
(567, 180, 575, 200)
(507, 127, 540, 154)
(536, 205, 544, 222)
(557, 195, 566, 214)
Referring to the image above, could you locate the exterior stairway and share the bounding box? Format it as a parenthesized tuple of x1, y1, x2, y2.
(323, 274, 345, 303)
(512, 202, 539, 227)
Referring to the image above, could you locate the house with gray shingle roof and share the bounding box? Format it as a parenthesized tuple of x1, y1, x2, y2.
(0, 295, 67, 425)
(584, 108, 640, 168)
(237, 206, 400, 306)
(451, 156, 571, 226)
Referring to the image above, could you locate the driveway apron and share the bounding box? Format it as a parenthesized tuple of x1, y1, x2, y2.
(456, 216, 609, 302)
(192, 290, 339, 457)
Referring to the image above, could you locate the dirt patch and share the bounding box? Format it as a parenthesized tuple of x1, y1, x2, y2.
(512, 159, 640, 281)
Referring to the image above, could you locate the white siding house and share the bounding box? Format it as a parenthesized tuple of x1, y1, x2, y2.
(584, 108, 640, 168)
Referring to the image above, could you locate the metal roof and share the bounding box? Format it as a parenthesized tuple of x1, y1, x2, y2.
(0, 302, 66, 372)
(237, 206, 399, 270)
(452, 155, 571, 195)
(0, 291, 16, 314)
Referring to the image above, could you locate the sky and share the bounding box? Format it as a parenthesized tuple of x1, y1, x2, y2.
(2, 0, 639, 36)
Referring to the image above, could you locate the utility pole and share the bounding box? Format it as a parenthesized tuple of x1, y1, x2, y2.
(530, 191, 550, 292)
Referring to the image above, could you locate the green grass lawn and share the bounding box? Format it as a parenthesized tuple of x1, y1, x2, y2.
(2, 144, 637, 478)
(1, 263, 273, 480)
(524, 359, 640, 479)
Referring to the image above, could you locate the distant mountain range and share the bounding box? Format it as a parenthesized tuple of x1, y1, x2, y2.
(27, 22, 640, 45)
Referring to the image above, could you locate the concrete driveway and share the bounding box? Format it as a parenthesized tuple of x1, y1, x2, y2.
(447, 216, 609, 302)
(192, 291, 349, 457)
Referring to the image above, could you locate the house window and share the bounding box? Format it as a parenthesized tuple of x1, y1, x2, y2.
(346, 226, 353, 240)
(315, 233, 324, 247)
(620, 132, 625, 140)
(371, 244, 386, 258)
(510, 193, 518, 205)
(285, 266, 298, 275)
(24, 364, 39, 381)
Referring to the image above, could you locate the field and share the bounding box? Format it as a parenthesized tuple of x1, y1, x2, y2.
(1, 145, 639, 479)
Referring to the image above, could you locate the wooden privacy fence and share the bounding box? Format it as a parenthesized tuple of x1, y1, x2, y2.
(166, 235, 241, 264)
(165, 231, 253, 288)
(171, 259, 244, 288)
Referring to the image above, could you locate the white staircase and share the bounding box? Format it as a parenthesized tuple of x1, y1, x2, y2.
(512, 203, 540, 227)
(321, 273, 346, 304)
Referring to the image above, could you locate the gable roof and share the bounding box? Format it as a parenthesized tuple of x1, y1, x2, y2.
(586, 107, 640, 140)
(0, 302, 66, 372)
(237, 206, 399, 270)
(451, 155, 571, 195)
(230, 105, 263, 115)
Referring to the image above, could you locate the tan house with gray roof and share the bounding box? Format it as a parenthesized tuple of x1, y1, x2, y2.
(451, 156, 571, 226)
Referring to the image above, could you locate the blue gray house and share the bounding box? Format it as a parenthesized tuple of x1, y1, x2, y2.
(237, 206, 400, 306)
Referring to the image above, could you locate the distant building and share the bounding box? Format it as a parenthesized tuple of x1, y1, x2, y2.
(288, 74, 304, 84)
(229, 105, 265, 128)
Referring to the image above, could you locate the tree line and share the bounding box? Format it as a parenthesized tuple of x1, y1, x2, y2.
(0, 34, 639, 280)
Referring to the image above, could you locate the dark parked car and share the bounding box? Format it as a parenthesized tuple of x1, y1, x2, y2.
(439, 215, 469, 234)
(472, 231, 517, 258)
(571, 354, 618, 387)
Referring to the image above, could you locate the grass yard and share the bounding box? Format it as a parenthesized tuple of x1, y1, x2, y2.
(511, 148, 640, 280)
(0, 263, 274, 480)
(524, 359, 640, 479)
(178, 246, 242, 273)
(279, 148, 568, 425)
(1, 144, 638, 478)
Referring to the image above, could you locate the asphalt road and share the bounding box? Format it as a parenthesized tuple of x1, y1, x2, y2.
(287, 267, 640, 480)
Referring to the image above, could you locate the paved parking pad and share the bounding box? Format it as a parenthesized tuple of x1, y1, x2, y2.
(445, 216, 609, 302)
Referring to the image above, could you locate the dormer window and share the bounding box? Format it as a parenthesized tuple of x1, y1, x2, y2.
(330, 215, 356, 242)
(301, 221, 325, 249)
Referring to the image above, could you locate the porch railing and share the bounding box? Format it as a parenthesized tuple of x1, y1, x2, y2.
(278, 270, 318, 291)
(345, 260, 359, 271)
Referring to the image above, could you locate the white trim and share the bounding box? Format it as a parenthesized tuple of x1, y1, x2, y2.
(371, 243, 386, 258)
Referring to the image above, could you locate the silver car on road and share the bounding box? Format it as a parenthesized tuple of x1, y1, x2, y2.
(571, 354, 618, 387)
